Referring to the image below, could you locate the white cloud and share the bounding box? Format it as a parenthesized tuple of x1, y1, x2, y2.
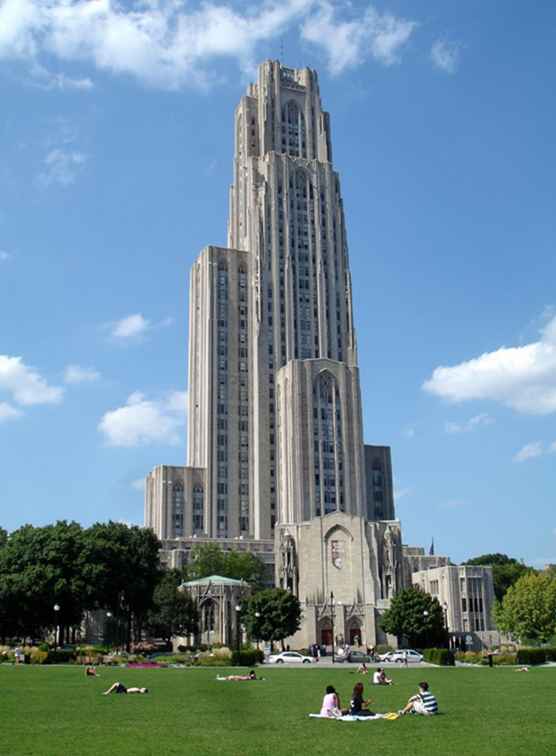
(31, 63, 94, 91)
(0, 355, 64, 406)
(445, 413, 494, 434)
(0, 0, 314, 89)
(513, 441, 543, 463)
(0, 1, 418, 89)
(64, 364, 100, 384)
(549, 441, 556, 454)
(36, 148, 87, 187)
(423, 315, 556, 415)
(430, 39, 460, 74)
(110, 313, 150, 341)
(131, 478, 146, 492)
(402, 425, 415, 439)
(108, 313, 173, 342)
(0, 401, 22, 423)
(0, 250, 12, 262)
(98, 389, 187, 447)
(301, 2, 417, 75)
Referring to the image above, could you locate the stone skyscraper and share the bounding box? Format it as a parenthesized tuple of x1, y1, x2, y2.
(146, 61, 404, 645)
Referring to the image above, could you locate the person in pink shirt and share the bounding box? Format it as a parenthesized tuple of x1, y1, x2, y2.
(320, 685, 342, 718)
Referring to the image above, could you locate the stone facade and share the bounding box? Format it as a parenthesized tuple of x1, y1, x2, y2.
(412, 565, 497, 649)
(276, 513, 403, 648)
(178, 575, 250, 647)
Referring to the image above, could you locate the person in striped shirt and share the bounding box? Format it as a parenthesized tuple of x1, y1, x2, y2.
(399, 681, 438, 716)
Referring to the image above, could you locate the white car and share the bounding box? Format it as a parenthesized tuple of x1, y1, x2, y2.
(266, 651, 314, 664)
(379, 649, 423, 663)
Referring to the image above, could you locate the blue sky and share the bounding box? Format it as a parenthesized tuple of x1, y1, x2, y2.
(1, 1, 555, 566)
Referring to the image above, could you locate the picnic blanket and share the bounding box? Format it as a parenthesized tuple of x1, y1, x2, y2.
(309, 713, 399, 722)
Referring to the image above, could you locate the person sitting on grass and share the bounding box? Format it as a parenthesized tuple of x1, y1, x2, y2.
(399, 681, 438, 716)
(217, 670, 258, 681)
(85, 666, 99, 677)
(320, 685, 342, 718)
(344, 682, 375, 717)
(103, 682, 148, 695)
(372, 667, 393, 685)
(357, 662, 369, 674)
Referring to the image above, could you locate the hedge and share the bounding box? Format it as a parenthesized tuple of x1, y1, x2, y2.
(422, 648, 455, 666)
(516, 648, 546, 665)
(231, 649, 261, 666)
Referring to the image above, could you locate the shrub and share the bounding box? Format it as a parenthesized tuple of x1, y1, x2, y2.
(492, 653, 517, 665)
(516, 648, 546, 665)
(38, 649, 76, 665)
(196, 656, 230, 667)
(30, 649, 48, 665)
(231, 649, 259, 667)
(455, 651, 482, 664)
(543, 647, 556, 662)
(423, 648, 455, 666)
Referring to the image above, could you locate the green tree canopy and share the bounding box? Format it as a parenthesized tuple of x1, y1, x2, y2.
(242, 588, 301, 648)
(380, 587, 447, 648)
(464, 553, 530, 601)
(494, 571, 556, 643)
(145, 569, 199, 643)
(185, 543, 267, 589)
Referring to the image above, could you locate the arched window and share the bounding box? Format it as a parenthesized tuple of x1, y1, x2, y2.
(313, 371, 344, 515)
(172, 482, 184, 537)
(281, 100, 306, 158)
(192, 486, 204, 534)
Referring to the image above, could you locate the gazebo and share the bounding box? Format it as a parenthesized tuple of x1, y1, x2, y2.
(179, 575, 250, 647)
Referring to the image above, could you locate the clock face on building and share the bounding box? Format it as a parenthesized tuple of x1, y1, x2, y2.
(331, 540, 344, 569)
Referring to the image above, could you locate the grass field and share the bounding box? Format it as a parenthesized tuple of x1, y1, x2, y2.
(2, 664, 555, 755)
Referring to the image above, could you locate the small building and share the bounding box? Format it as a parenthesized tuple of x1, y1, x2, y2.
(412, 564, 497, 650)
(179, 575, 251, 647)
(402, 545, 450, 587)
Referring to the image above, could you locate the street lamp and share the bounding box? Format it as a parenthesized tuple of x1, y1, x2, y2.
(235, 604, 242, 652)
(53, 604, 61, 650)
(330, 592, 335, 664)
(254, 611, 261, 650)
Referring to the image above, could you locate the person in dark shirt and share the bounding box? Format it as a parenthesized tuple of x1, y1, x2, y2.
(102, 682, 148, 695)
(345, 682, 374, 716)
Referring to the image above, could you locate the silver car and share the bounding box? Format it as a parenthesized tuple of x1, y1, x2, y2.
(267, 651, 314, 664)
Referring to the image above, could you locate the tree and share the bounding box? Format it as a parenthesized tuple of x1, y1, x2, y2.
(242, 588, 301, 649)
(494, 571, 556, 643)
(380, 588, 447, 648)
(0, 521, 88, 642)
(185, 543, 266, 589)
(81, 522, 162, 649)
(146, 570, 199, 644)
(465, 553, 530, 601)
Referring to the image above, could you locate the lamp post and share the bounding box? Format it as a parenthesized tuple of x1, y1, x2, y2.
(235, 604, 241, 652)
(330, 592, 335, 664)
(53, 604, 61, 650)
(254, 611, 261, 650)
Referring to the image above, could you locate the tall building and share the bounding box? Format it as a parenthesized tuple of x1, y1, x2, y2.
(145, 61, 446, 646)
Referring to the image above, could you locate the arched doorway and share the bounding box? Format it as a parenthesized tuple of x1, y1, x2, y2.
(318, 618, 333, 647)
(347, 618, 363, 646)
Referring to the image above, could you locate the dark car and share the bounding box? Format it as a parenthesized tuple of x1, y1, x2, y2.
(336, 650, 372, 664)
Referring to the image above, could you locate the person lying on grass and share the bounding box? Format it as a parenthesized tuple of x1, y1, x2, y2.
(399, 681, 437, 716)
(372, 667, 393, 685)
(103, 682, 148, 695)
(85, 666, 99, 677)
(343, 682, 375, 717)
(217, 670, 259, 681)
(320, 685, 342, 718)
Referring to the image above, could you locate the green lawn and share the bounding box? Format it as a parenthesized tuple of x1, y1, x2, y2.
(2, 665, 555, 755)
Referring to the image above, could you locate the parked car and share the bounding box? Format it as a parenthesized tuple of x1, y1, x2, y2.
(336, 650, 373, 664)
(378, 649, 423, 663)
(267, 651, 314, 664)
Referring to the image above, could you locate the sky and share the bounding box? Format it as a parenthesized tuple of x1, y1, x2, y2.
(1, 1, 555, 566)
